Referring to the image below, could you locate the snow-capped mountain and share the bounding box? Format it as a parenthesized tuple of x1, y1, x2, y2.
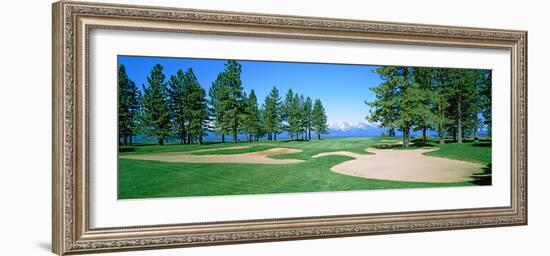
(327, 121, 385, 137)
(328, 121, 378, 132)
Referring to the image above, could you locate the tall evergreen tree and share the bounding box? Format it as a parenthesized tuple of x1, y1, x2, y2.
(312, 99, 329, 140)
(141, 64, 171, 145)
(368, 66, 432, 147)
(118, 65, 140, 146)
(183, 68, 209, 144)
(366, 67, 399, 137)
(431, 68, 453, 144)
(222, 60, 245, 143)
(478, 70, 492, 139)
(298, 94, 307, 140)
(303, 96, 313, 140)
(411, 67, 436, 142)
(288, 93, 302, 139)
(167, 69, 188, 144)
(208, 73, 230, 143)
(263, 86, 281, 141)
(282, 89, 295, 139)
(243, 89, 262, 142)
(446, 69, 477, 143)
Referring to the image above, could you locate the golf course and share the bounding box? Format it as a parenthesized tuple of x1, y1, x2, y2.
(117, 56, 493, 199)
(118, 137, 491, 199)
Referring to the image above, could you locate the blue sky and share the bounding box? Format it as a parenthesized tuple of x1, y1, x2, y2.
(118, 56, 383, 123)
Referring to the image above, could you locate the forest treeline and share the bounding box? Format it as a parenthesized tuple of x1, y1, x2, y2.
(367, 66, 491, 147)
(118, 60, 328, 146)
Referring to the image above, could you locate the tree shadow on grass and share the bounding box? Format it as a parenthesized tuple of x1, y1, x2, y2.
(281, 139, 311, 143)
(472, 142, 492, 148)
(469, 163, 492, 185)
(372, 139, 433, 150)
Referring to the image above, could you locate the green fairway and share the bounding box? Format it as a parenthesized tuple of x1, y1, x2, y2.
(118, 137, 490, 199)
(423, 140, 491, 165)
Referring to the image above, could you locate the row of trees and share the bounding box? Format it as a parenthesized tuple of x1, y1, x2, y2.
(118, 60, 329, 146)
(367, 66, 491, 147)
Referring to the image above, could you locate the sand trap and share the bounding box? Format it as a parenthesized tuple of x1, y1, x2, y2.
(312, 148, 484, 183)
(120, 147, 304, 164)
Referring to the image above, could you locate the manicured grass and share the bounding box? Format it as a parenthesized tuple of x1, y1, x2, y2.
(371, 138, 492, 165)
(118, 156, 471, 199)
(423, 140, 491, 165)
(117, 137, 489, 199)
(190, 137, 377, 160)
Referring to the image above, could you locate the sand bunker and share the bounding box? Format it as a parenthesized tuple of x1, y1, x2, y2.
(120, 147, 304, 164)
(312, 148, 484, 183)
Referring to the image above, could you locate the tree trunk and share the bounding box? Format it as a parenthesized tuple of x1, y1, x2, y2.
(180, 122, 186, 144)
(473, 119, 479, 142)
(233, 131, 238, 143)
(403, 126, 410, 148)
(158, 138, 164, 145)
(402, 130, 407, 148)
(308, 127, 311, 140)
(457, 100, 463, 143)
(453, 130, 457, 142)
(317, 133, 321, 140)
(388, 128, 395, 137)
(199, 133, 203, 145)
(422, 128, 427, 142)
(221, 134, 225, 143)
(438, 124, 445, 144)
(274, 133, 277, 141)
(438, 104, 445, 144)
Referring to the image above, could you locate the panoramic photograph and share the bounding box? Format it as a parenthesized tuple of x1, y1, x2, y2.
(117, 56, 492, 199)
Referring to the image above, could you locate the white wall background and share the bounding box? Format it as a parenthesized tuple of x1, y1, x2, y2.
(0, 0, 547, 255)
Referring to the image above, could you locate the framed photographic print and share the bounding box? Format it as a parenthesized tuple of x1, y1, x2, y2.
(52, 1, 527, 255)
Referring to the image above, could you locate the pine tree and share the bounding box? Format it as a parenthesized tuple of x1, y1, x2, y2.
(117, 65, 140, 146)
(368, 66, 432, 147)
(298, 94, 306, 140)
(288, 93, 302, 139)
(263, 86, 281, 141)
(282, 89, 294, 139)
(167, 69, 187, 144)
(222, 60, 245, 143)
(243, 89, 261, 142)
(366, 67, 399, 138)
(209, 73, 230, 143)
(183, 68, 209, 144)
(446, 69, 477, 143)
(432, 68, 453, 144)
(303, 96, 313, 140)
(478, 70, 492, 139)
(312, 99, 328, 140)
(141, 64, 171, 145)
(411, 67, 436, 142)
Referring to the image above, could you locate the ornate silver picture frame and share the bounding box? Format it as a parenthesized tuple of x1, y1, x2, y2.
(52, 1, 527, 255)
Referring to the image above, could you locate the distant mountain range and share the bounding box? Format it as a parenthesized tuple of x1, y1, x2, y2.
(327, 121, 388, 137)
(327, 121, 488, 138)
